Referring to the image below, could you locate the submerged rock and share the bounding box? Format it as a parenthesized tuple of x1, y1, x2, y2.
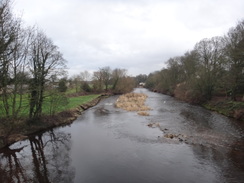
(164, 134, 174, 139)
(147, 122, 160, 128)
(138, 111, 150, 116)
(95, 107, 110, 115)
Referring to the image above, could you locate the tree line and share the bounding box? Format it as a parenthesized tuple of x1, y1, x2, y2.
(69, 67, 135, 94)
(0, 0, 135, 121)
(145, 20, 244, 104)
(2, 0, 242, 121)
(0, 0, 66, 120)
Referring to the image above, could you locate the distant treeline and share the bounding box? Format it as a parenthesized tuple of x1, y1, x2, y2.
(145, 20, 244, 104)
(69, 67, 135, 95)
(0, 0, 135, 121)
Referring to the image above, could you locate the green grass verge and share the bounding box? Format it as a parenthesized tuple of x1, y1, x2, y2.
(65, 88, 78, 94)
(0, 94, 101, 118)
(43, 94, 100, 114)
(203, 100, 244, 117)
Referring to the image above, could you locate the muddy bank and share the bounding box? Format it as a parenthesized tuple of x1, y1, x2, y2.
(0, 95, 107, 149)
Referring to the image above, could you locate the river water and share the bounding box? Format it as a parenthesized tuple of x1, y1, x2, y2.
(0, 88, 243, 183)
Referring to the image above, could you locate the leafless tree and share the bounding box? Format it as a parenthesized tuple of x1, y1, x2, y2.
(0, 0, 21, 117)
(80, 70, 91, 82)
(223, 20, 244, 100)
(194, 36, 225, 100)
(111, 68, 127, 90)
(100, 66, 111, 92)
(28, 29, 66, 119)
(92, 70, 103, 92)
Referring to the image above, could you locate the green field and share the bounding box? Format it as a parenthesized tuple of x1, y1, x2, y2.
(53, 94, 100, 112)
(0, 93, 100, 118)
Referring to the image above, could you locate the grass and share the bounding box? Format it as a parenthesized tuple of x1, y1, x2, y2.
(64, 94, 100, 110)
(41, 94, 100, 115)
(203, 99, 244, 120)
(66, 88, 78, 95)
(0, 93, 101, 118)
(0, 90, 101, 148)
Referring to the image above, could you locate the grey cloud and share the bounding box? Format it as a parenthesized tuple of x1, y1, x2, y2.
(14, 0, 244, 76)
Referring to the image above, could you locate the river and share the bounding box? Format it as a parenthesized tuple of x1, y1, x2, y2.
(0, 88, 243, 183)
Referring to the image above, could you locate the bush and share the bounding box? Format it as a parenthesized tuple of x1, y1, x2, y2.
(81, 82, 92, 92)
(58, 79, 68, 92)
(174, 82, 204, 104)
(48, 92, 69, 115)
(112, 77, 135, 94)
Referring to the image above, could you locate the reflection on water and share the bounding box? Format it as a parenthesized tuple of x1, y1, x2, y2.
(0, 130, 74, 183)
(0, 88, 243, 183)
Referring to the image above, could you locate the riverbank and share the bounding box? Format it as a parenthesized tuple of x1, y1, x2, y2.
(0, 94, 109, 149)
(149, 89, 244, 121)
(202, 97, 244, 121)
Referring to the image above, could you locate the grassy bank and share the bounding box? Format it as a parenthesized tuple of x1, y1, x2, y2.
(0, 92, 100, 117)
(0, 94, 103, 148)
(149, 88, 244, 121)
(203, 98, 244, 121)
(42, 94, 100, 114)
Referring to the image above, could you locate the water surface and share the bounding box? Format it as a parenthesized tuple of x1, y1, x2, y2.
(0, 88, 243, 183)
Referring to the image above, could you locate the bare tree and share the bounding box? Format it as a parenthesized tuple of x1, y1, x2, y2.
(80, 70, 91, 82)
(223, 20, 244, 100)
(0, 0, 21, 117)
(92, 70, 103, 92)
(100, 66, 111, 92)
(70, 74, 81, 93)
(135, 74, 148, 86)
(112, 76, 135, 94)
(111, 68, 127, 90)
(79, 70, 91, 92)
(110, 68, 135, 94)
(180, 50, 199, 81)
(8, 26, 32, 118)
(28, 29, 66, 119)
(194, 37, 225, 100)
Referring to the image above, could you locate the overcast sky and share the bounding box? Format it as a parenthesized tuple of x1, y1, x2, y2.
(13, 0, 244, 77)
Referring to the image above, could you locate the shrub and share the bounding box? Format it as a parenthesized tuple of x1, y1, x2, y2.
(58, 79, 68, 92)
(81, 82, 92, 92)
(174, 82, 204, 104)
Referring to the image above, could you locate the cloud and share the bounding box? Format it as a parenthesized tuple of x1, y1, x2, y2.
(13, 0, 244, 76)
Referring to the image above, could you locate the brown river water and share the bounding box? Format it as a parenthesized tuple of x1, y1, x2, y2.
(0, 88, 244, 183)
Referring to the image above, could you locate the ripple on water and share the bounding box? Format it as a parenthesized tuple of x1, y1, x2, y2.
(1, 88, 243, 183)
